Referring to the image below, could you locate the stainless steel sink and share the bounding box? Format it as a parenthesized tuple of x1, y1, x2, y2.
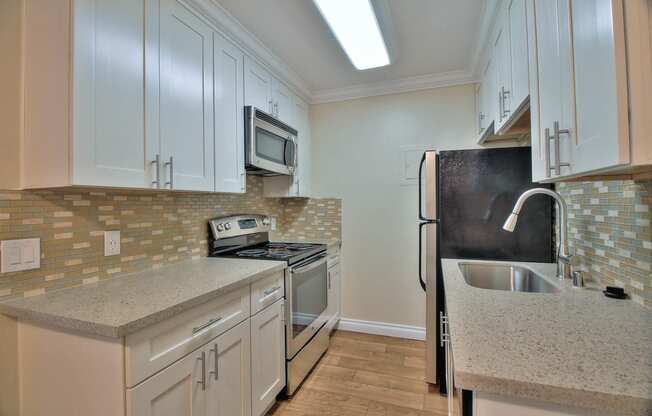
(459, 263, 560, 294)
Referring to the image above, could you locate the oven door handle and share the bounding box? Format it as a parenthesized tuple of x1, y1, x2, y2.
(291, 255, 327, 274)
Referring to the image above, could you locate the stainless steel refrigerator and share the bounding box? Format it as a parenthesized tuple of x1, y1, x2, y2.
(418, 148, 554, 392)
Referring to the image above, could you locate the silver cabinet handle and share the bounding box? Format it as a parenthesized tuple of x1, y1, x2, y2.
(264, 286, 281, 296)
(501, 87, 510, 118)
(327, 271, 332, 290)
(209, 343, 218, 380)
(439, 312, 449, 347)
(192, 316, 223, 334)
(274, 102, 279, 118)
(544, 127, 551, 178)
(164, 156, 174, 189)
(268, 99, 274, 115)
(151, 154, 160, 188)
(498, 91, 503, 122)
(548, 121, 570, 176)
(197, 351, 206, 391)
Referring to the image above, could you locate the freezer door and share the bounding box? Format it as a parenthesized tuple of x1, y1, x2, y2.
(419, 151, 438, 221)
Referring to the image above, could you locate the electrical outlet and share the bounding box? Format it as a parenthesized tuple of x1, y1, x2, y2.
(1, 238, 41, 273)
(104, 231, 121, 256)
(270, 216, 277, 231)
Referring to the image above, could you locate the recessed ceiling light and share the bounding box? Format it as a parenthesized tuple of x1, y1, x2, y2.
(313, 0, 390, 70)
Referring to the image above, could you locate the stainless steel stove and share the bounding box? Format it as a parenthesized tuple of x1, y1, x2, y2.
(208, 214, 331, 396)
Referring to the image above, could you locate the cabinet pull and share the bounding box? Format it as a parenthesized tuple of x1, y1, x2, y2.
(544, 127, 551, 178)
(501, 87, 510, 118)
(197, 351, 206, 391)
(268, 99, 274, 115)
(151, 154, 160, 188)
(274, 102, 279, 118)
(548, 121, 571, 176)
(192, 316, 223, 334)
(263, 286, 281, 296)
(209, 343, 218, 380)
(498, 91, 503, 122)
(164, 156, 174, 189)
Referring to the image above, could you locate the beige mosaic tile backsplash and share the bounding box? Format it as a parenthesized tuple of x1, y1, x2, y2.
(0, 176, 341, 301)
(557, 180, 652, 308)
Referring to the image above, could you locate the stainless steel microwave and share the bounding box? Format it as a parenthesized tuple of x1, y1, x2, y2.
(245, 106, 297, 176)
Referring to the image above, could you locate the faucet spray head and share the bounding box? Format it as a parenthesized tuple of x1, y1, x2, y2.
(502, 213, 519, 232)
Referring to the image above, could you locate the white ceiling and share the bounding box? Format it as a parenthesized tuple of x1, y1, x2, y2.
(216, 0, 488, 98)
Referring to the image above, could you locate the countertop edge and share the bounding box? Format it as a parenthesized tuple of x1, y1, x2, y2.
(454, 371, 650, 416)
(0, 261, 287, 339)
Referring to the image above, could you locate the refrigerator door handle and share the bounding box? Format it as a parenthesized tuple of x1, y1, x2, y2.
(418, 152, 437, 222)
(418, 221, 437, 291)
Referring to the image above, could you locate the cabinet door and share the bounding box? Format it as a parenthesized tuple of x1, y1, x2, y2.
(72, 0, 155, 188)
(244, 56, 273, 114)
(494, 20, 512, 132)
(127, 345, 206, 416)
(570, 0, 629, 173)
(532, 0, 575, 180)
(508, 0, 530, 111)
(272, 78, 293, 123)
(159, 0, 214, 191)
(292, 95, 311, 197)
(206, 320, 252, 416)
(251, 300, 286, 416)
(213, 32, 246, 193)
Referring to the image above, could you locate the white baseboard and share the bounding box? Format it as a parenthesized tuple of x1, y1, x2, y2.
(336, 318, 426, 341)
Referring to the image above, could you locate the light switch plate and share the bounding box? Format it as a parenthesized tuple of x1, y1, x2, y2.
(1, 238, 41, 273)
(104, 231, 121, 256)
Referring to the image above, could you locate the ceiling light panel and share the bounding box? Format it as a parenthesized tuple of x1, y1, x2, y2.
(313, 0, 390, 70)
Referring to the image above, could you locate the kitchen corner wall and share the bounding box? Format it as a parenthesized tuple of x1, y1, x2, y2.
(0, 176, 341, 301)
(557, 180, 652, 308)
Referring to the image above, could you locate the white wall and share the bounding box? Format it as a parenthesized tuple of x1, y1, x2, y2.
(311, 85, 479, 329)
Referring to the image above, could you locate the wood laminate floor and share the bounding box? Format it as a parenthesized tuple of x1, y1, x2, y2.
(268, 330, 457, 416)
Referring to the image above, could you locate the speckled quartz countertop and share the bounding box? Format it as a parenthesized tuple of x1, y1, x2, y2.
(0, 258, 286, 338)
(442, 258, 652, 416)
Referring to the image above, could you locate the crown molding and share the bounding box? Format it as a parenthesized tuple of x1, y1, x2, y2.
(186, 0, 313, 101)
(311, 70, 478, 104)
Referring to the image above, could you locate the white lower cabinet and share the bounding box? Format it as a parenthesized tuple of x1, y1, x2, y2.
(251, 299, 286, 416)
(206, 320, 252, 416)
(128, 319, 252, 416)
(326, 248, 342, 333)
(127, 344, 206, 416)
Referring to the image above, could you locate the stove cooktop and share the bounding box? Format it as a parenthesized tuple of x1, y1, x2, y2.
(211, 241, 326, 265)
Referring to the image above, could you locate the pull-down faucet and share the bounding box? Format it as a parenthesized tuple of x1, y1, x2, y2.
(503, 188, 573, 280)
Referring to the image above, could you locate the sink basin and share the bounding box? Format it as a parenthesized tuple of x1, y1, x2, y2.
(459, 263, 560, 294)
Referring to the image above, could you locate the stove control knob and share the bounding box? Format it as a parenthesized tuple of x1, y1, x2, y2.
(216, 223, 225, 232)
(224, 222, 232, 230)
(262, 218, 270, 226)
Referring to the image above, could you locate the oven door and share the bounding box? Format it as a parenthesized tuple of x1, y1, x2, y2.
(286, 253, 329, 359)
(247, 110, 297, 176)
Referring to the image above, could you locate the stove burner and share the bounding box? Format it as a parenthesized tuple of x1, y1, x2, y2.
(237, 249, 267, 256)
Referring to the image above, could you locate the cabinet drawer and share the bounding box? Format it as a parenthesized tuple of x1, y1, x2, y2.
(250, 270, 284, 315)
(125, 286, 250, 387)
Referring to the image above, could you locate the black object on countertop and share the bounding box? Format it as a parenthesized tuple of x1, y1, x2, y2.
(604, 286, 628, 299)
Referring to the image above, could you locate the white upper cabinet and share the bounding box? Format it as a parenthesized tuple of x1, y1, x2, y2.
(529, 0, 575, 181)
(494, 0, 530, 133)
(213, 32, 246, 194)
(272, 78, 294, 125)
(507, 0, 530, 114)
(72, 0, 153, 188)
(526, 0, 649, 181)
(158, 0, 215, 192)
(569, 0, 630, 173)
(244, 56, 274, 115)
